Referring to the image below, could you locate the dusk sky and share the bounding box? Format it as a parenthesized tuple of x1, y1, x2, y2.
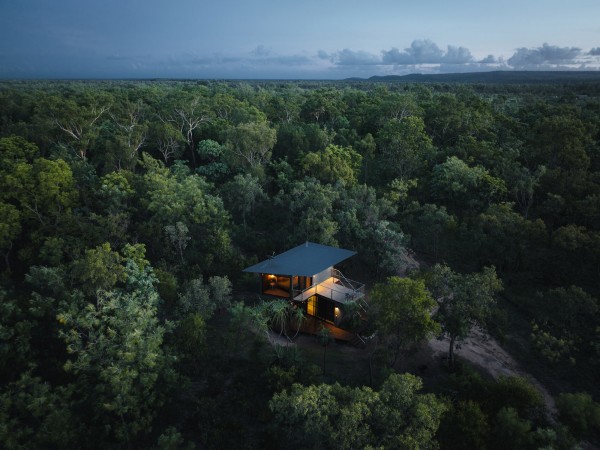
(1, 0, 599, 79)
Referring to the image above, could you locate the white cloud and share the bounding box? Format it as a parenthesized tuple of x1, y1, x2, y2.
(329, 49, 381, 65)
(478, 55, 498, 64)
(507, 43, 581, 69)
(381, 40, 472, 65)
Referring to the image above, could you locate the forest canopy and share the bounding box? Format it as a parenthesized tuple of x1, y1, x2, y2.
(0, 79, 599, 449)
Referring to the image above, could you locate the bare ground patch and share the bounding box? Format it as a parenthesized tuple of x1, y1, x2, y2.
(269, 327, 557, 417)
(427, 328, 557, 414)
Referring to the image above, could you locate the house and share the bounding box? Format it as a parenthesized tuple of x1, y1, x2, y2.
(243, 241, 366, 327)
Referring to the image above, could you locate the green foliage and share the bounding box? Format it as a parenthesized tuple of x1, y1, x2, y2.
(175, 312, 206, 358)
(2, 79, 600, 449)
(370, 277, 440, 365)
(154, 268, 178, 306)
(431, 156, 507, 212)
(490, 376, 545, 419)
(0, 371, 80, 449)
(273, 176, 340, 245)
(140, 154, 231, 270)
(221, 173, 266, 228)
(207, 275, 233, 312)
(40, 91, 112, 160)
(550, 225, 600, 283)
(425, 91, 495, 147)
(428, 264, 503, 366)
(440, 368, 555, 450)
(2, 156, 77, 226)
(269, 373, 446, 450)
(57, 261, 175, 442)
(0, 202, 21, 252)
(177, 275, 232, 320)
(472, 202, 547, 272)
(70, 242, 125, 294)
(491, 407, 532, 450)
(400, 201, 456, 262)
(164, 221, 190, 264)
(335, 183, 409, 275)
(226, 301, 271, 358)
(224, 121, 277, 174)
(300, 143, 362, 185)
(155, 426, 195, 450)
(529, 115, 591, 172)
(531, 322, 576, 365)
(148, 121, 185, 164)
(196, 139, 229, 180)
(0, 289, 35, 380)
(376, 116, 435, 181)
(98, 170, 134, 213)
(529, 286, 598, 365)
(438, 400, 490, 450)
(0, 136, 39, 170)
(556, 392, 600, 438)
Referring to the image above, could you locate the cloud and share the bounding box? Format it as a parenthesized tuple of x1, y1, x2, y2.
(315, 39, 517, 78)
(319, 41, 600, 75)
(317, 50, 330, 60)
(8, 37, 596, 80)
(143, 48, 319, 79)
(106, 54, 141, 61)
(382, 40, 442, 64)
(381, 40, 472, 65)
(251, 45, 270, 57)
(320, 40, 477, 70)
(508, 43, 581, 69)
(444, 45, 474, 64)
(261, 54, 312, 65)
(479, 54, 497, 64)
(328, 49, 381, 65)
(180, 49, 311, 68)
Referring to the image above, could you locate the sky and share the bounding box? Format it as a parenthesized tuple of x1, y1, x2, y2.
(1, 0, 599, 79)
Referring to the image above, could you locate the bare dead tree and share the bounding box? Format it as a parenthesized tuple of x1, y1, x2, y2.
(110, 101, 147, 169)
(156, 136, 181, 164)
(54, 104, 110, 160)
(161, 97, 211, 168)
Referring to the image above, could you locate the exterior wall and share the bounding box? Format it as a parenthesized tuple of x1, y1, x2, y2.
(303, 294, 337, 324)
(334, 303, 343, 326)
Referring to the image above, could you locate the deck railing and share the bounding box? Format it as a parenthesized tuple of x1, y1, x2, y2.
(331, 269, 365, 304)
(292, 271, 365, 304)
(331, 268, 365, 292)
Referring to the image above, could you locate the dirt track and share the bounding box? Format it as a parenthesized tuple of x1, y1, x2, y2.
(269, 326, 557, 415)
(427, 328, 557, 414)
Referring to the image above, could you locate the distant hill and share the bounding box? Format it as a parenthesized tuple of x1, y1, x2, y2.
(347, 71, 600, 84)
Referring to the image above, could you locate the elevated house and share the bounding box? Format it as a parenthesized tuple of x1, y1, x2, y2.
(243, 242, 366, 327)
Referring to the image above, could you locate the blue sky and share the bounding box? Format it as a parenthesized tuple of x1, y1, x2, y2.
(1, 0, 599, 79)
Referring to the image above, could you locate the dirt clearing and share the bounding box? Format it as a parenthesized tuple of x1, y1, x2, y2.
(427, 328, 556, 414)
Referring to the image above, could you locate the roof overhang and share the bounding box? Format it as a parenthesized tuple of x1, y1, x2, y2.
(243, 241, 356, 277)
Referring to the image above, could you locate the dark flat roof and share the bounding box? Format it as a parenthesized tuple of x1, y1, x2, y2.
(243, 241, 356, 277)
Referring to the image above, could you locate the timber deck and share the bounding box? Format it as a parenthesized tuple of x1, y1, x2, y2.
(293, 277, 364, 304)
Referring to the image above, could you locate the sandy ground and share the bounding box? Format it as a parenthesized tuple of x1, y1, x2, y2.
(268, 326, 557, 416)
(427, 328, 557, 414)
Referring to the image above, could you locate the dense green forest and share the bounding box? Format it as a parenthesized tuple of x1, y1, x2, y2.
(1, 78, 599, 449)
